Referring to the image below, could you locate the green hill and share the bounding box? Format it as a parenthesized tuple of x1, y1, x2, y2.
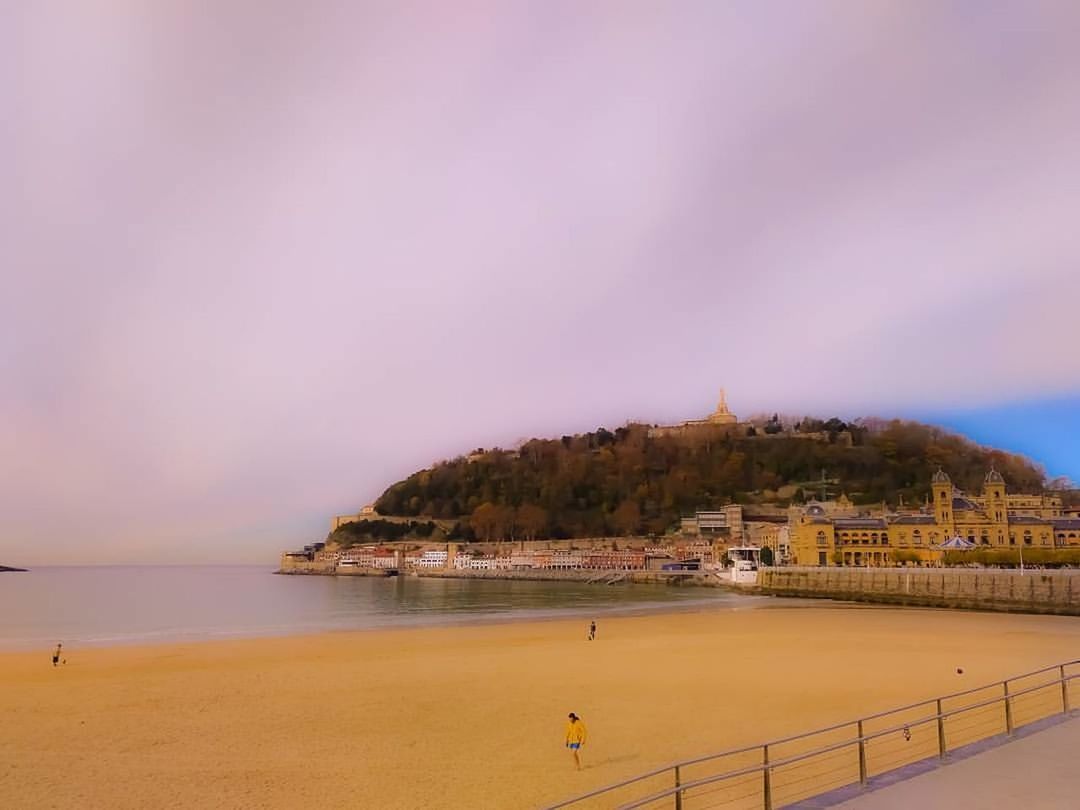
(353, 419, 1048, 543)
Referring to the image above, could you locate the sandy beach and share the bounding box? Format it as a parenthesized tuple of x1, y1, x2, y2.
(4, 604, 1080, 809)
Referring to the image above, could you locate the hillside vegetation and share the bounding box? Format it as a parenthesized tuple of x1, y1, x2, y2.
(354, 419, 1048, 542)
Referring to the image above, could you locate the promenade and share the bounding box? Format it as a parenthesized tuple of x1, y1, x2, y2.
(816, 714, 1080, 809)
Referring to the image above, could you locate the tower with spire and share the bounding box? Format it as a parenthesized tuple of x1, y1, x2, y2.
(931, 467, 954, 530)
(707, 388, 738, 425)
(984, 467, 1007, 524)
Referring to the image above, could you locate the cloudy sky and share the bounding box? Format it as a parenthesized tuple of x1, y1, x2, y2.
(4, 2, 1079, 565)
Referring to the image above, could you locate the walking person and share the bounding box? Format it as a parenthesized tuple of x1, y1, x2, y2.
(565, 712, 587, 770)
(588, 620, 596, 641)
(52, 642, 62, 667)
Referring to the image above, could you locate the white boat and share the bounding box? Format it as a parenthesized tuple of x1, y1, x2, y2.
(727, 546, 762, 584)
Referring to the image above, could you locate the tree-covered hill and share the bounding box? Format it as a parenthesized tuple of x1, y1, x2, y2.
(366, 419, 1048, 541)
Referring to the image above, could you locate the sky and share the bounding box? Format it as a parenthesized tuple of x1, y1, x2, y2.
(3, 2, 1079, 565)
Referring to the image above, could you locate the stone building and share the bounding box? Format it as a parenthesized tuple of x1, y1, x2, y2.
(790, 469, 1074, 567)
(648, 389, 740, 438)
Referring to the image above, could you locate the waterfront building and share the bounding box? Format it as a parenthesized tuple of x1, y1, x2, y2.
(415, 550, 448, 568)
(679, 505, 744, 540)
(790, 469, 1075, 567)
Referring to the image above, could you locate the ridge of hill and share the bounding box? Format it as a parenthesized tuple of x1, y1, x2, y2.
(342, 419, 1058, 544)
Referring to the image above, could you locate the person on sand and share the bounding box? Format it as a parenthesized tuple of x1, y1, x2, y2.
(588, 620, 596, 641)
(565, 712, 587, 769)
(52, 643, 62, 667)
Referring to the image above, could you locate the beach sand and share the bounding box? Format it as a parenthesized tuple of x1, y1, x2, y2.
(3, 604, 1080, 809)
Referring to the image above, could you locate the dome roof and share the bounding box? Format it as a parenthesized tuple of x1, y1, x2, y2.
(932, 467, 951, 484)
(985, 468, 1005, 485)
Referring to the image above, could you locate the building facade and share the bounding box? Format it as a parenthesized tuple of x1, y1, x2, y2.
(791, 469, 1074, 567)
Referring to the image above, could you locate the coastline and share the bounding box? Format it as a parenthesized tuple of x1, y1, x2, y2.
(0, 569, 768, 652)
(5, 605, 1080, 809)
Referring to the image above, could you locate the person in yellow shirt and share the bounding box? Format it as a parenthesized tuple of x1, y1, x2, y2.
(565, 712, 587, 770)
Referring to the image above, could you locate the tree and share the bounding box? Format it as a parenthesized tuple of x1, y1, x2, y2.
(470, 502, 500, 542)
(496, 505, 517, 541)
(612, 500, 641, 536)
(517, 503, 548, 542)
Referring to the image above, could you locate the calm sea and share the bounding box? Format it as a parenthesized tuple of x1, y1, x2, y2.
(0, 566, 773, 650)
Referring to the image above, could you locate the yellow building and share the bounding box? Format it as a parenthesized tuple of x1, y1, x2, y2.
(791, 469, 1078, 567)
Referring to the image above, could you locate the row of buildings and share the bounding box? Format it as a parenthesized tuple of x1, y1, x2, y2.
(310, 542, 721, 573)
(790, 469, 1080, 566)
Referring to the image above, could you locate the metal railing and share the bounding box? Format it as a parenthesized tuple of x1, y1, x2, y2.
(543, 660, 1079, 810)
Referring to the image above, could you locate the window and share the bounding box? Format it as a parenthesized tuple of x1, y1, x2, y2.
(1009, 533, 1016, 546)
(1023, 531, 1032, 546)
(816, 531, 827, 546)
(913, 530, 922, 545)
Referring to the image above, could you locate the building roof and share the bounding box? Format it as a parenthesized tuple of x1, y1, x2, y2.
(985, 468, 1006, 485)
(890, 515, 936, 525)
(932, 467, 952, 484)
(833, 518, 888, 530)
(1052, 519, 1080, 531)
(1009, 515, 1046, 525)
(953, 496, 980, 511)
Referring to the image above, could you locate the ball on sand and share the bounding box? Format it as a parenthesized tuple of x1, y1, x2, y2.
(956, 667, 964, 675)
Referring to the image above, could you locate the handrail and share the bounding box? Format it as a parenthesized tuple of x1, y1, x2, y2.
(617, 673, 1080, 809)
(543, 659, 1080, 809)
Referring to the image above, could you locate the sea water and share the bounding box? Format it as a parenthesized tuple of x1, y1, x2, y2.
(0, 565, 773, 650)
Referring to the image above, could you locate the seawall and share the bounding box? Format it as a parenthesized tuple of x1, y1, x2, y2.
(275, 562, 729, 588)
(757, 567, 1080, 616)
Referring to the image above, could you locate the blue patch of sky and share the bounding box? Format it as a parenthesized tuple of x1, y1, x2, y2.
(909, 394, 1080, 484)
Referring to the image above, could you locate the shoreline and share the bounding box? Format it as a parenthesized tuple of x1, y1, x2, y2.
(0, 583, 787, 653)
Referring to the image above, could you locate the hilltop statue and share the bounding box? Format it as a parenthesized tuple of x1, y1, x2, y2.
(707, 388, 738, 425)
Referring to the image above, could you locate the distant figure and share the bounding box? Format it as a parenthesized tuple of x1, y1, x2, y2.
(565, 712, 587, 770)
(52, 643, 62, 667)
(588, 620, 596, 641)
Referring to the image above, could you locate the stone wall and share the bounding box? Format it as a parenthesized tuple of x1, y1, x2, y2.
(758, 567, 1080, 615)
(277, 556, 336, 574)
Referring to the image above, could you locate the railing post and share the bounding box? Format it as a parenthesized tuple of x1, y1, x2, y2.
(857, 720, 867, 786)
(762, 744, 773, 810)
(1062, 665, 1071, 714)
(1004, 681, 1013, 736)
(936, 698, 947, 759)
(674, 765, 682, 810)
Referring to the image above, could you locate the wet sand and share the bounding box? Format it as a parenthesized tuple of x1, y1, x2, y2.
(3, 605, 1079, 809)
